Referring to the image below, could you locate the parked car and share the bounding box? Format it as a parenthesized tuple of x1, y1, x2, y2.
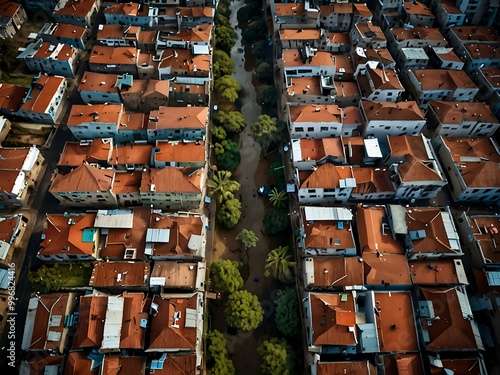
(257, 184, 275, 196)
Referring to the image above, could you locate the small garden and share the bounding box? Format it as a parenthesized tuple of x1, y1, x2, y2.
(29, 263, 93, 293)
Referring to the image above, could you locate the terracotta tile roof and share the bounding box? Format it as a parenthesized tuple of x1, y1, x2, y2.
(431, 47, 462, 62)
(151, 261, 199, 289)
(32, 42, 74, 61)
(103, 2, 139, 15)
(366, 68, 403, 90)
(141, 167, 202, 194)
(387, 135, 429, 160)
(100, 207, 149, 259)
(27, 294, 70, 351)
(353, 3, 372, 17)
(468, 216, 500, 264)
(19, 75, 65, 114)
(157, 48, 210, 73)
(318, 361, 376, 375)
(464, 44, 500, 59)
(383, 353, 424, 375)
(177, 6, 212, 17)
(351, 167, 395, 194)
(68, 103, 123, 126)
(352, 48, 395, 67)
(329, 32, 351, 44)
(148, 293, 199, 350)
(363, 253, 410, 286)
(89, 261, 150, 288)
(374, 292, 418, 352)
(149, 212, 203, 257)
(119, 111, 147, 131)
(275, 3, 305, 16)
(397, 154, 442, 182)
(345, 137, 365, 164)
(50, 23, 86, 40)
(139, 30, 158, 45)
(355, 22, 385, 40)
(461, 161, 500, 188)
(153, 354, 197, 375)
(450, 26, 500, 43)
(78, 71, 120, 94)
(0, 83, 28, 113)
(356, 205, 404, 254)
(361, 101, 424, 121)
(54, 0, 95, 17)
(110, 144, 153, 166)
(405, 207, 457, 254)
(88, 138, 113, 164)
(0, 215, 20, 244)
(420, 287, 478, 350)
(479, 68, 500, 89)
(318, 3, 353, 15)
(0, 1, 21, 18)
(113, 171, 142, 194)
(409, 259, 464, 285)
(403, 1, 433, 16)
(1, 170, 23, 194)
(149, 106, 208, 130)
(58, 142, 92, 167)
(298, 138, 344, 162)
(310, 292, 357, 346)
(23, 354, 64, 375)
(287, 76, 322, 96)
(282, 49, 336, 68)
(279, 29, 322, 41)
(302, 209, 355, 250)
(154, 140, 205, 163)
(289, 104, 342, 123)
(119, 292, 148, 349)
(72, 295, 107, 348)
(411, 69, 477, 90)
(101, 356, 145, 375)
(307, 256, 364, 288)
(335, 81, 361, 99)
(169, 81, 205, 95)
(342, 105, 362, 125)
(38, 213, 97, 257)
(299, 164, 353, 189)
(50, 164, 115, 193)
(89, 45, 138, 66)
(473, 268, 500, 295)
(439, 0, 462, 14)
(166, 24, 212, 43)
(65, 352, 97, 375)
(333, 54, 355, 75)
(442, 138, 500, 163)
(430, 359, 485, 375)
(0, 147, 32, 170)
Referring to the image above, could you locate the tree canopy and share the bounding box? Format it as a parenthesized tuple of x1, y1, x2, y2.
(210, 260, 244, 293)
(274, 288, 300, 336)
(212, 125, 227, 141)
(217, 198, 242, 229)
(255, 61, 273, 84)
(242, 18, 267, 42)
(235, 229, 259, 250)
(206, 330, 235, 375)
(257, 338, 295, 375)
(215, 75, 241, 103)
(207, 170, 240, 204)
(236, 2, 261, 23)
(264, 246, 296, 283)
(214, 110, 246, 134)
(213, 50, 235, 79)
(225, 290, 264, 331)
(268, 188, 288, 209)
(0, 38, 18, 73)
(215, 139, 241, 171)
(216, 25, 236, 54)
(250, 114, 285, 151)
(263, 208, 290, 235)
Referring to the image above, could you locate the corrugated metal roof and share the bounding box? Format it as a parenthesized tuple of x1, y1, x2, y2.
(146, 228, 170, 243)
(389, 205, 408, 234)
(94, 209, 134, 228)
(185, 308, 197, 328)
(304, 206, 353, 221)
(101, 297, 124, 350)
(441, 211, 461, 251)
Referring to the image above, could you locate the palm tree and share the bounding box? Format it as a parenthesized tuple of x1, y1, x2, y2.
(268, 188, 288, 208)
(206, 170, 241, 204)
(264, 246, 296, 283)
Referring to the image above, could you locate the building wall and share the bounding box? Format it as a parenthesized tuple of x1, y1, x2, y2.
(289, 120, 342, 140)
(16, 79, 66, 124)
(69, 122, 118, 140)
(51, 190, 118, 207)
(79, 90, 122, 104)
(89, 62, 138, 77)
(139, 191, 202, 210)
(363, 119, 426, 138)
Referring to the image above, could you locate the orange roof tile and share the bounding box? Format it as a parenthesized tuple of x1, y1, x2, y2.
(409, 259, 464, 285)
(110, 144, 153, 166)
(398, 154, 442, 182)
(351, 167, 395, 194)
(366, 68, 403, 90)
(166, 24, 212, 42)
(468, 216, 500, 264)
(403, 1, 433, 16)
(58, 142, 92, 167)
(154, 141, 205, 163)
(412, 69, 477, 90)
(101, 357, 145, 375)
(39, 213, 97, 257)
(68, 104, 123, 126)
(119, 111, 147, 131)
(1, 170, 25, 193)
(318, 361, 376, 375)
(149, 106, 208, 130)
(89, 261, 150, 288)
(420, 287, 478, 350)
(279, 29, 322, 41)
(450, 26, 500, 43)
(0, 215, 20, 243)
(310, 293, 357, 346)
(50, 164, 115, 193)
(302, 211, 355, 250)
(0, 83, 28, 112)
(275, 3, 305, 16)
(24, 354, 64, 375)
(65, 352, 97, 375)
(387, 135, 429, 160)
(148, 294, 199, 350)
(72, 295, 107, 349)
(442, 138, 500, 163)
(141, 167, 202, 194)
(157, 48, 210, 73)
(119, 292, 148, 349)
(87, 138, 113, 163)
(298, 138, 344, 162)
(153, 354, 196, 375)
(0, 1, 21, 18)
(299, 164, 353, 189)
(54, 0, 95, 17)
(282, 49, 336, 68)
(479, 68, 500, 89)
(0, 147, 32, 170)
(103, 1, 139, 15)
(361, 101, 424, 121)
(151, 261, 199, 289)
(355, 22, 385, 40)
(431, 359, 485, 375)
(356, 205, 404, 254)
(342, 105, 363, 125)
(89, 45, 138, 66)
(78, 71, 120, 94)
(363, 253, 410, 286)
(287, 76, 322, 96)
(19, 75, 65, 114)
(113, 171, 142, 194)
(50, 23, 86, 40)
(308, 257, 364, 288)
(289, 104, 342, 123)
(374, 292, 418, 352)
(383, 354, 424, 375)
(430, 100, 498, 124)
(33, 42, 74, 61)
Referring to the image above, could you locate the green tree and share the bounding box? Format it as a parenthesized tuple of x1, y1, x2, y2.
(214, 110, 246, 134)
(0, 38, 19, 73)
(250, 114, 285, 151)
(263, 208, 290, 235)
(212, 125, 227, 141)
(215, 11, 229, 27)
(216, 25, 236, 54)
(213, 50, 235, 79)
(215, 75, 241, 103)
(225, 290, 264, 331)
(274, 288, 300, 336)
(255, 61, 273, 84)
(264, 246, 296, 283)
(268, 188, 288, 208)
(237, 2, 261, 23)
(210, 260, 244, 293)
(236, 229, 259, 250)
(217, 198, 242, 229)
(207, 170, 240, 204)
(215, 139, 241, 171)
(242, 18, 267, 42)
(257, 338, 295, 375)
(269, 155, 286, 191)
(260, 85, 278, 108)
(206, 330, 235, 375)
(253, 40, 272, 62)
